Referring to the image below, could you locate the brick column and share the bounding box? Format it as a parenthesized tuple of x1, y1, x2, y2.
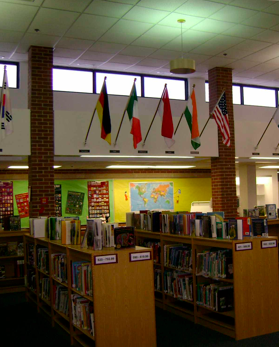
(28, 46, 55, 217)
(209, 67, 237, 218)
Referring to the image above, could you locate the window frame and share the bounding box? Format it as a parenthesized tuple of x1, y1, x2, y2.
(0, 61, 20, 89)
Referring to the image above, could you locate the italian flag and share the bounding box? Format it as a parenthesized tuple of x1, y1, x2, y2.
(126, 82, 142, 149)
(184, 89, 201, 150)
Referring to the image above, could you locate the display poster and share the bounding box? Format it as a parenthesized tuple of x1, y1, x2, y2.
(88, 181, 110, 218)
(130, 182, 174, 212)
(0, 181, 13, 223)
(55, 184, 62, 217)
(65, 191, 84, 215)
(15, 193, 29, 218)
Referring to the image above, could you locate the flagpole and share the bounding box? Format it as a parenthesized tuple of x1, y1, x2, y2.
(142, 84, 167, 147)
(200, 89, 225, 138)
(174, 84, 195, 136)
(113, 78, 136, 147)
(84, 76, 106, 146)
(254, 106, 279, 150)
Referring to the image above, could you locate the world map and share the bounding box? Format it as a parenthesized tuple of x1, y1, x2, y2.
(130, 182, 174, 211)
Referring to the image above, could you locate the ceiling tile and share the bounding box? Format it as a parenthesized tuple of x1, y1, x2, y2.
(0, 2, 38, 32)
(230, 0, 272, 11)
(65, 14, 118, 41)
(163, 30, 216, 51)
(74, 59, 102, 67)
(263, 56, 279, 65)
(242, 44, 279, 62)
(125, 65, 157, 73)
(43, 0, 91, 12)
(0, 42, 17, 52)
(100, 62, 133, 70)
(85, 1, 132, 18)
(175, 0, 224, 18)
(190, 35, 243, 55)
(258, 70, 279, 79)
(16, 33, 60, 53)
(242, 12, 279, 29)
(217, 47, 253, 60)
(89, 42, 126, 54)
(234, 70, 266, 78)
(232, 39, 271, 53)
(137, 58, 168, 67)
(53, 57, 76, 65)
(158, 13, 204, 29)
(247, 62, 279, 73)
(80, 51, 114, 61)
(270, 23, 279, 32)
(121, 45, 156, 57)
(105, 0, 138, 4)
(225, 60, 259, 70)
(11, 53, 28, 62)
(150, 49, 181, 60)
(132, 25, 181, 48)
(123, 6, 169, 24)
(100, 20, 153, 44)
(201, 56, 236, 68)
(210, 5, 257, 23)
(0, 0, 43, 6)
(264, 2, 279, 15)
(137, 0, 186, 12)
(28, 8, 79, 36)
(251, 30, 279, 44)
(53, 47, 84, 59)
(223, 24, 264, 38)
(0, 30, 23, 43)
(191, 19, 235, 34)
(209, 0, 234, 3)
(56, 38, 94, 50)
(110, 54, 141, 64)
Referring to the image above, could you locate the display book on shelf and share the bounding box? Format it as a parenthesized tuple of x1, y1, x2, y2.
(135, 227, 279, 341)
(24, 234, 156, 347)
(0, 230, 26, 294)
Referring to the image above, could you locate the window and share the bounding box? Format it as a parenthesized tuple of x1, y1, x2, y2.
(0, 63, 18, 88)
(96, 72, 141, 96)
(205, 82, 241, 105)
(243, 86, 275, 107)
(53, 68, 93, 93)
(144, 77, 185, 100)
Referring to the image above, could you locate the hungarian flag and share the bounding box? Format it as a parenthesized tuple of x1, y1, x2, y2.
(126, 81, 142, 149)
(96, 78, 111, 145)
(184, 89, 201, 150)
(0, 66, 13, 140)
(158, 86, 175, 148)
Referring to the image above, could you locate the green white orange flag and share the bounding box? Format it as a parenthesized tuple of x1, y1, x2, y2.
(126, 81, 142, 149)
(96, 78, 111, 145)
(184, 89, 201, 150)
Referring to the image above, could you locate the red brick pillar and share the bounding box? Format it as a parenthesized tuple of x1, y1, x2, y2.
(28, 46, 55, 217)
(209, 67, 237, 218)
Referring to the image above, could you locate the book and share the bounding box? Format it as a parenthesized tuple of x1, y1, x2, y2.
(251, 218, 268, 237)
(236, 217, 250, 237)
(266, 204, 276, 219)
(236, 219, 243, 240)
(7, 242, 18, 256)
(0, 243, 7, 256)
(202, 215, 212, 238)
(228, 220, 237, 240)
(9, 216, 21, 231)
(114, 226, 135, 249)
(61, 220, 71, 245)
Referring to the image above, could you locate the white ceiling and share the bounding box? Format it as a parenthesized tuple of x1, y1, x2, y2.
(2, 0, 279, 87)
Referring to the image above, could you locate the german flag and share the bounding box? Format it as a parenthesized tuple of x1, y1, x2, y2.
(96, 77, 111, 145)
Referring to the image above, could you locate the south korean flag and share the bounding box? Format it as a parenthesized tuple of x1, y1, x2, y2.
(0, 65, 13, 140)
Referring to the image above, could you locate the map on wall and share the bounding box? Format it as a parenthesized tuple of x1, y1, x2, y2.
(130, 182, 174, 212)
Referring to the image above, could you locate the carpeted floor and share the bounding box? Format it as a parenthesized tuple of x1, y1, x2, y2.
(1, 292, 279, 346)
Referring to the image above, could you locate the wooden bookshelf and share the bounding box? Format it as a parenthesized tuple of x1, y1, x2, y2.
(135, 229, 279, 340)
(24, 235, 157, 347)
(0, 230, 28, 294)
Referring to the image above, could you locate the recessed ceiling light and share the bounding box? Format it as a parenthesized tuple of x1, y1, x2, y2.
(250, 157, 279, 160)
(8, 166, 29, 169)
(106, 165, 195, 169)
(259, 166, 279, 169)
(81, 155, 194, 159)
(53, 166, 61, 169)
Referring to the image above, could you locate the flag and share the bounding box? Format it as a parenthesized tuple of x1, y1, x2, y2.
(273, 106, 279, 127)
(211, 92, 230, 147)
(126, 81, 142, 149)
(0, 66, 13, 140)
(184, 89, 201, 150)
(96, 78, 111, 145)
(158, 86, 175, 148)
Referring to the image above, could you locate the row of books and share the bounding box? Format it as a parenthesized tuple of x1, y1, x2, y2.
(1, 215, 21, 231)
(138, 240, 161, 264)
(164, 244, 192, 271)
(26, 268, 36, 291)
(27, 243, 34, 266)
(72, 261, 92, 296)
(197, 283, 233, 312)
(39, 277, 50, 302)
(196, 250, 233, 279)
(0, 260, 24, 279)
(71, 294, 94, 336)
(243, 204, 277, 219)
(53, 284, 69, 317)
(52, 253, 67, 283)
(164, 270, 193, 302)
(37, 247, 49, 273)
(16, 260, 24, 278)
(154, 269, 162, 291)
(0, 241, 23, 257)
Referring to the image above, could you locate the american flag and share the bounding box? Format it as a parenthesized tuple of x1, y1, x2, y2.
(211, 92, 230, 147)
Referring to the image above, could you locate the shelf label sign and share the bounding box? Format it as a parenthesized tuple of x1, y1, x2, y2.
(94, 254, 118, 265)
(261, 240, 277, 249)
(130, 251, 151, 262)
(235, 242, 252, 251)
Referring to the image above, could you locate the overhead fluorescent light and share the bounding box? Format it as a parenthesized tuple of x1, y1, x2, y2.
(81, 155, 194, 159)
(259, 166, 279, 169)
(8, 166, 29, 169)
(53, 166, 61, 169)
(250, 157, 279, 160)
(106, 165, 195, 169)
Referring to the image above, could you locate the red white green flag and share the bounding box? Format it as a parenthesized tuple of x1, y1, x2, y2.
(126, 81, 142, 149)
(184, 89, 201, 150)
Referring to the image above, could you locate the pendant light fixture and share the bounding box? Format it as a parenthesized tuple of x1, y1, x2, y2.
(170, 19, 195, 74)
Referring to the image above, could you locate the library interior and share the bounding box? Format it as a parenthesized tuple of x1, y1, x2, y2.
(2, 0, 279, 346)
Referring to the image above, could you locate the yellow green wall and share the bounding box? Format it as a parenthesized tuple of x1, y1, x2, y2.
(113, 178, 212, 223)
